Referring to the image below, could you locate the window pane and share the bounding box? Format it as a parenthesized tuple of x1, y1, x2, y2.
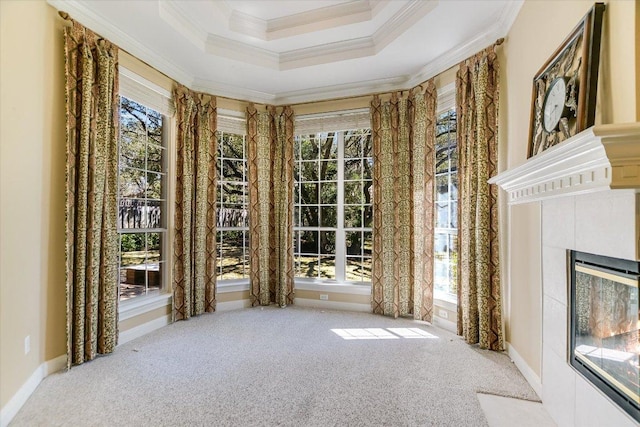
(300, 206, 319, 227)
(217, 206, 246, 228)
(119, 167, 145, 198)
(320, 231, 335, 255)
(320, 182, 337, 204)
(221, 182, 246, 205)
(363, 205, 373, 228)
(344, 159, 362, 180)
(451, 201, 458, 229)
(147, 262, 161, 294)
(436, 202, 449, 229)
(146, 172, 163, 199)
(346, 231, 362, 255)
(363, 158, 374, 180)
(302, 182, 319, 202)
(362, 257, 372, 281)
(299, 231, 318, 254)
(344, 181, 362, 204)
(299, 136, 318, 160)
(120, 233, 146, 266)
(363, 232, 372, 257)
(450, 172, 458, 200)
(320, 206, 336, 228)
(317, 133, 337, 160)
(300, 161, 317, 181)
(146, 233, 161, 261)
(297, 255, 317, 278)
(346, 257, 363, 281)
(222, 159, 245, 181)
(320, 160, 337, 180)
(319, 256, 336, 279)
(436, 175, 449, 201)
(147, 143, 164, 172)
(220, 230, 245, 280)
(222, 134, 244, 159)
(119, 199, 143, 229)
(345, 206, 362, 228)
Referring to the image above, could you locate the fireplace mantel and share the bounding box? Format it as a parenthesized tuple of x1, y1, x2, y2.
(489, 123, 640, 205)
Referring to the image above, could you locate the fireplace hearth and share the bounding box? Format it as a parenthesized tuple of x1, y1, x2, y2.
(570, 250, 640, 420)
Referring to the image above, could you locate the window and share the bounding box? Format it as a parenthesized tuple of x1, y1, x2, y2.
(216, 131, 249, 281)
(434, 109, 458, 301)
(118, 97, 167, 301)
(293, 129, 373, 283)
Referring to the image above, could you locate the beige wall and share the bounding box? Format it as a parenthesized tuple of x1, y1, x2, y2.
(500, 0, 637, 378)
(0, 0, 67, 408)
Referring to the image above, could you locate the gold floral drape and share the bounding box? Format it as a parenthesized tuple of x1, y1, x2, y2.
(371, 81, 437, 321)
(64, 20, 119, 367)
(247, 105, 295, 307)
(173, 85, 217, 321)
(456, 46, 503, 351)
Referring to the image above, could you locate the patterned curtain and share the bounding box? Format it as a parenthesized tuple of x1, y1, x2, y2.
(370, 81, 437, 321)
(456, 46, 503, 351)
(246, 105, 295, 307)
(173, 85, 217, 320)
(64, 20, 119, 367)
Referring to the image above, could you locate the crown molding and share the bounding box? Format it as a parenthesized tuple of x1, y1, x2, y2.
(164, 0, 438, 71)
(47, 0, 525, 106)
(191, 78, 277, 105)
(47, 0, 194, 88)
(158, 0, 207, 51)
(226, 0, 390, 41)
(273, 76, 407, 105)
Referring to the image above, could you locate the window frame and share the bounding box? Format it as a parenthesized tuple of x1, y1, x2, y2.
(433, 82, 458, 305)
(117, 66, 175, 311)
(293, 128, 373, 286)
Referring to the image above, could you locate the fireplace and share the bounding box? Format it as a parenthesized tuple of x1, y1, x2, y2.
(570, 250, 640, 420)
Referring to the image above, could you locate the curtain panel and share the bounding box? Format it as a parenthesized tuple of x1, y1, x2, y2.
(370, 81, 437, 321)
(64, 20, 119, 367)
(246, 105, 295, 307)
(456, 46, 503, 351)
(173, 85, 217, 321)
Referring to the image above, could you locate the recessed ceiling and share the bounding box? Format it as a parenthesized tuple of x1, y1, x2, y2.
(47, 0, 523, 105)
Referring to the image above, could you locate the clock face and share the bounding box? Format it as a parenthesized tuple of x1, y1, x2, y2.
(542, 77, 567, 133)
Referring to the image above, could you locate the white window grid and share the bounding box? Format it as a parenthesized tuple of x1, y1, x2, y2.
(294, 130, 373, 283)
(216, 131, 249, 281)
(117, 96, 168, 301)
(434, 109, 458, 301)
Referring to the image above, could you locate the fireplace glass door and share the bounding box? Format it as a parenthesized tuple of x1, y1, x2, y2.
(570, 251, 639, 420)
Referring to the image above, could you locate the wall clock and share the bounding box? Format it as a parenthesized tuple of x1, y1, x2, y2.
(528, 3, 605, 158)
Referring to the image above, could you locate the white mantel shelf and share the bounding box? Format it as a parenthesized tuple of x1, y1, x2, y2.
(489, 123, 640, 205)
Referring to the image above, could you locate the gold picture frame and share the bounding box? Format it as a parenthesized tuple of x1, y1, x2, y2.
(528, 3, 605, 158)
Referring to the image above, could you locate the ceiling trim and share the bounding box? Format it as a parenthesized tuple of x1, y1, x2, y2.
(46, 0, 524, 106)
(227, 0, 391, 41)
(161, 0, 439, 71)
(48, 0, 194, 89)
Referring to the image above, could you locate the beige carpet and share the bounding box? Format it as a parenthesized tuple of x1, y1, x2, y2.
(11, 306, 539, 426)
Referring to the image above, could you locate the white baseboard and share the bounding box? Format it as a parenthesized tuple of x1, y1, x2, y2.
(118, 314, 171, 346)
(217, 299, 252, 312)
(432, 315, 457, 333)
(507, 342, 542, 399)
(0, 354, 66, 427)
(295, 298, 371, 312)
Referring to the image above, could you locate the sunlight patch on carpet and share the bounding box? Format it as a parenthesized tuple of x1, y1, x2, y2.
(331, 327, 438, 340)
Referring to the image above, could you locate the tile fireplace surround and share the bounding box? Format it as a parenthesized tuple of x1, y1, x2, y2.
(491, 123, 640, 426)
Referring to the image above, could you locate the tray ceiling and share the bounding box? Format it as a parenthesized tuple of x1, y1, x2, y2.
(47, 0, 523, 104)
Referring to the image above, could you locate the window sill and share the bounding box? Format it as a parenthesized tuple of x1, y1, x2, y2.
(433, 291, 457, 311)
(119, 292, 172, 322)
(217, 279, 250, 293)
(294, 279, 371, 296)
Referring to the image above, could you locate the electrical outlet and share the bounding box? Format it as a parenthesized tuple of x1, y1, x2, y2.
(438, 309, 448, 319)
(24, 335, 30, 355)
(320, 294, 329, 301)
